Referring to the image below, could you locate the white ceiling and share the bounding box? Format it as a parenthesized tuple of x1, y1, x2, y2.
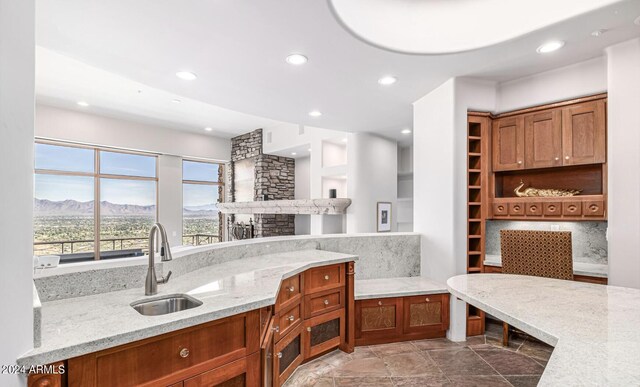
(36, 0, 640, 142)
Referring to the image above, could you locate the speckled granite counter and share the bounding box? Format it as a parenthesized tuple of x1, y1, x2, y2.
(447, 274, 640, 386)
(355, 277, 447, 300)
(484, 254, 608, 278)
(18, 250, 356, 366)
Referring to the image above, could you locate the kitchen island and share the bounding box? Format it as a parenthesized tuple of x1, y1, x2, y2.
(447, 274, 640, 386)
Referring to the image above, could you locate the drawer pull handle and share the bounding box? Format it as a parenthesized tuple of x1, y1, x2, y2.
(179, 348, 190, 358)
(288, 286, 295, 292)
(425, 297, 430, 302)
(273, 325, 280, 333)
(378, 301, 383, 306)
(307, 327, 312, 332)
(324, 275, 330, 280)
(324, 299, 329, 305)
(288, 315, 295, 321)
(277, 352, 283, 359)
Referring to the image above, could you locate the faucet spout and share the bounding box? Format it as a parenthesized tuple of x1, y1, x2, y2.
(145, 223, 173, 296)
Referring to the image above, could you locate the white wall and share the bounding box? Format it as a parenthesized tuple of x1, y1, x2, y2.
(413, 78, 496, 341)
(158, 155, 183, 246)
(35, 104, 231, 161)
(606, 38, 640, 289)
(346, 133, 398, 233)
(294, 156, 311, 235)
(0, 0, 34, 385)
(496, 56, 607, 113)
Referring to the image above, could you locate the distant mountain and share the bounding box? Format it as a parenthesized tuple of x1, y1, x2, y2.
(34, 198, 155, 216)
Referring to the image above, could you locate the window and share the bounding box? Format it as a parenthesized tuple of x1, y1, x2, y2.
(34, 141, 157, 262)
(182, 160, 224, 246)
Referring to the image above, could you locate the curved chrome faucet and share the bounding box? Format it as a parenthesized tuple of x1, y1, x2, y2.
(145, 223, 173, 296)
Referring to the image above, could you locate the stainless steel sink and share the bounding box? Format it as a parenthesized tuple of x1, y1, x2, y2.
(131, 294, 202, 316)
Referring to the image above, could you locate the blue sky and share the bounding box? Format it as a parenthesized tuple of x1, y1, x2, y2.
(183, 184, 219, 207)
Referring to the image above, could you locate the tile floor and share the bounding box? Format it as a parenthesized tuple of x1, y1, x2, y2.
(284, 322, 553, 387)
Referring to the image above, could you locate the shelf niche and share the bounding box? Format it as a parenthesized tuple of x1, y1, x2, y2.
(494, 164, 604, 198)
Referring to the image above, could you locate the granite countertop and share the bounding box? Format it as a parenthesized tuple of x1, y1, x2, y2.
(448, 274, 640, 386)
(355, 277, 447, 300)
(18, 249, 357, 366)
(484, 254, 608, 278)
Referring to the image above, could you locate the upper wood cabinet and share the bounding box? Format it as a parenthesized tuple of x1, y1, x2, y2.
(562, 100, 606, 166)
(524, 109, 562, 169)
(492, 116, 524, 171)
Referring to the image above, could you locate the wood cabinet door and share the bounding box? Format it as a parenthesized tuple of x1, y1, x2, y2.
(183, 352, 260, 387)
(402, 294, 450, 335)
(355, 298, 402, 344)
(303, 308, 345, 359)
(562, 100, 606, 166)
(274, 324, 303, 387)
(524, 109, 562, 169)
(261, 317, 275, 387)
(492, 116, 524, 171)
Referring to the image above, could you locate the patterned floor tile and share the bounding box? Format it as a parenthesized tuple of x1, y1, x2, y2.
(391, 375, 451, 386)
(370, 341, 418, 357)
(447, 375, 512, 386)
(383, 352, 443, 376)
(503, 375, 542, 387)
(413, 338, 464, 351)
(427, 348, 498, 376)
(474, 348, 545, 375)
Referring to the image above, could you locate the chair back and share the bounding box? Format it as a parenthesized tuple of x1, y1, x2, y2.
(499, 230, 573, 280)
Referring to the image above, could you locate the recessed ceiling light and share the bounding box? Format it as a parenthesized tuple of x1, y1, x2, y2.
(291, 152, 297, 156)
(204, 127, 213, 132)
(401, 128, 412, 134)
(77, 101, 89, 107)
(591, 29, 607, 37)
(285, 53, 308, 65)
(378, 76, 397, 86)
(176, 71, 198, 80)
(308, 110, 322, 117)
(536, 40, 565, 54)
(172, 99, 182, 103)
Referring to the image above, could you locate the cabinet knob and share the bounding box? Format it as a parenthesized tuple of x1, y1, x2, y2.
(288, 286, 295, 292)
(288, 315, 295, 321)
(565, 156, 570, 160)
(378, 301, 383, 306)
(179, 348, 190, 358)
(277, 352, 283, 359)
(307, 327, 312, 332)
(324, 299, 329, 305)
(273, 325, 280, 333)
(324, 275, 330, 280)
(555, 157, 560, 161)
(425, 297, 430, 302)
(517, 160, 522, 165)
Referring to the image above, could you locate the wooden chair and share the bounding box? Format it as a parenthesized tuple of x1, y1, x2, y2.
(499, 229, 573, 346)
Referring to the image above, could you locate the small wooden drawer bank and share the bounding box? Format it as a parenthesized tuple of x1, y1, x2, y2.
(355, 293, 450, 346)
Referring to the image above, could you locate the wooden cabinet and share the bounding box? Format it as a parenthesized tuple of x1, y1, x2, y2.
(402, 294, 450, 335)
(67, 311, 260, 387)
(305, 264, 345, 294)
(260, 317, 275, 387)
(183, 352, 260, 387)
(304, 287, 345, 319)
(275, 274, 301, 313)
(303, 308, 345, 359)
(524, 109, 562, 169)
(274, 324, 303, 387)
(492, 116, 524, 171)
(274, 302, 301, 343)
(562, 100, 606, 166)
(355, 294, 449, 346)
(491, 196, 606, 220)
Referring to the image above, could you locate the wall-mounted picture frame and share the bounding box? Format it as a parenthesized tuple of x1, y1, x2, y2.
(377, 202, 392, 232)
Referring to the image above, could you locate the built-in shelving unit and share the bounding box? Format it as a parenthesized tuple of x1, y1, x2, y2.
(397, 145, 414, 232)
(466, 113, 490, 336)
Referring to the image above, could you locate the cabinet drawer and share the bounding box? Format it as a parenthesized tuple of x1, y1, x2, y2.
(508, 202, 525, 216)
(68, 312, 260, 387)
(183, 352, 260, 387)
(274, 302, 302, 343)
(543, 202, 562, 216)
(275, 274, 301, 312)
(525, 202, 542, 216)
(304, 287, 344, 319)
(305, 264, 345, 294)
(402, 294, 450, 335)
(583, 200, 605, 217)
(493, 203, 508, 216)
(563, 201, 582, 216)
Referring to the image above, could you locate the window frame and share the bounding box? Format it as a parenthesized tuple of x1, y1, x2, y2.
(34, 139, 159, 260)
(181, 158, 225, 246)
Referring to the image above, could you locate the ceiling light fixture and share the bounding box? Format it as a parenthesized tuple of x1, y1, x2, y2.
(204, 127, 213, 132)
(77, 101, 89, 107)
(176, 71, 198, 80)
(285, 53, 308, 65)
(591, 29, 607, 37)
(401, 128, 412, 134)
(378, 76, 397, 86)
(308, 110, 322, 117)
(536, 40, 565, 54)
(291, 152, 297, 156)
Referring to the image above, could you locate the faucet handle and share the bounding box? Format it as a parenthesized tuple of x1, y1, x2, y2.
(159, 271, 172, 284)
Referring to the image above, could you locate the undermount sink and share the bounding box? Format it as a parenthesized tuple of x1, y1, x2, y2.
(131, 294, 202, 316)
